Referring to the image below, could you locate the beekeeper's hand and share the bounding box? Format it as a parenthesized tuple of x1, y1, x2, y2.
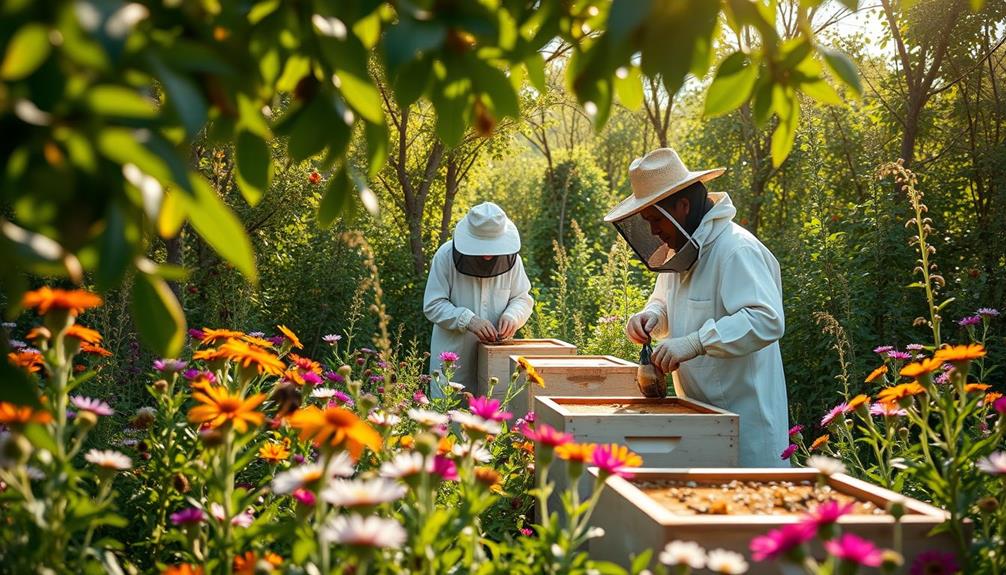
(651, 333, 705, 373)
(497, 315, 518, 340)
(626, 311, 660, 344)
(467, 316, 499, 343)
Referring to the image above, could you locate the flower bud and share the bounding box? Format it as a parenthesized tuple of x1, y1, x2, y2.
(977, 496, 998, 514)
(337, 365, 352, 378)
(75, 410, 99, 429)
(897, 427, 910, 439)
(1, 433, 33, 465)
(200, 428, 225, 448)
(886, 497, 906, 520)
(153, 379, 169, 394)
(881, 550, 904, 574)
(173, 473, 191, 494)
(359, 393, 378, 413)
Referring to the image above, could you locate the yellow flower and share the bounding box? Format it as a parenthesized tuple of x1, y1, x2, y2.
(865, 365, 887, 383)
(287, 405, 382, 460)
(876, 382, 926, 404)
(899, 357, 943, 378)
(218, 339, 285, 376)
(933, 343, 986, 364)
(437, 435, 456, 455)
(22, 287, 102, 316)
(241, 334, 275, 348)
(516, 356, 544, 388)
(555, 442, 596, 463)
(193, 348, 229, 362)
(844, 394, 870, 412)
(810, 434, 830, 450)
(984, 392, 1003, 406)
(65, 324, 103, 344)
(258, 441, 290, 463)
(187, 386, 266, 432)
(0, 401, 52, 425)
(964, 383, 990, 393)
(277, 325, 303, 349)
(200, 328, 246, 345)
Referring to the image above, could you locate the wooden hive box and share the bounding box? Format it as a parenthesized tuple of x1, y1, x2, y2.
(476, 339, 576, 399)
(536, 397, 738, 515)
(588, 468, 957, 575)
(507, 355, 639, 418)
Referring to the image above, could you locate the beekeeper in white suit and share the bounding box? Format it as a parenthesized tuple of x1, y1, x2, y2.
(424, 202, 534, 396)
(605, 148, 789, 467)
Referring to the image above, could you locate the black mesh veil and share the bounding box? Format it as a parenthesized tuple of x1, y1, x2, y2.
(452, 243, 518, 277)
(611, 209, 699, 273)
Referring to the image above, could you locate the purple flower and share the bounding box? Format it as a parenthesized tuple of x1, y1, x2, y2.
(413, 391, 430, 405)
(957, 315, 982, 327)
(887, 350, 912, 360)
(780, 444, 798, 460)
(976, 307, 999, 318)
(910, 551, 960, 575)
(70, 396, 114, 417)
(359, 347, 376, 355)
(323, 334, 342, 344)
(170, 507, 206, 526)
(183, 369, 216, 383)
(369, 375, 384, 383)
(301, 372, 322, 386)
(355, 357, 366, 366)
(824, 533, 883, 567)
(439, 351, 460, 365)
(292, 454, 306, 465)
(187, 329, 205, 341)
(906, 343, 924, 351)
(788, 424, 804, 436)
(324, 371, 345, 384)
(153, 359, 188, 373)
(820, 403, 847, 428)
(873, 345, 894, 354)
(247, 331, 265, 338)
(8, 339, 27, 350)
(870, 403, 907, 417)
(293, 488, 316, 506)
(376, 360, 388, 369)
(333, 390, 353, 404)
(267, 336, 286, 347)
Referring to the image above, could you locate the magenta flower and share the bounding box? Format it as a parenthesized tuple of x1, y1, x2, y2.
(590, 444, 642, 479)
(788, 424, 804, 436)
(187, 328, 205, 341)
(183, 369, 215, 383)
(805, 500, 854, 529)
(870, 402, 908, 417)
(910, 550, 960, 575)
(824, 533, 883, 567)
(268, 335, 286, 347)
(293, 488, 317, 507)
(520, 528, 534, 536)
(439, 351, 460, 365)
(301, 372, 322, 386)
(153, 359, 188, 373)
(431, 455, 459, 481)
(873, 345, 894, 354)
(780, 444, 798, 460)
(70, 396, 114, 417)
(468, 396, 513, 422)
(976, 307, 999, 317)
(170, 507, 206, 526)
(820, 403, 847, 428)
(521, 423, 573, 448)
(333, 390, 353, 404)
(887, 350, 912, 360)
(324, 371, 344, 384)
(994, 396, 1006, 414)
(413, 390, 430, 405)
(750, 523, 815, 562)
(957, 315, 982, 327)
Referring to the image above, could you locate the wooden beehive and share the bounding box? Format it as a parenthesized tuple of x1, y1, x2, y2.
(588, 468, 957, 575)
(476, 339, 576, 399)
(508, 355, 639, 418)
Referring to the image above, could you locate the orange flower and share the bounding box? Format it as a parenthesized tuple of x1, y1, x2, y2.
(0, 401, 52, 425)
(288, 353, 322, 375)
(934, 343, 986, 364)
(437, 435, 456, 455)
(218, 339, 285, 375)
(474, 466, 503, 491)
(515, 441, 534, 455)
(396, 434, 415, 449)
(193, 348, 229, 362)
(22, 287, 102, 317)
(187, 386, 266, 432)
(162, 565, 203, 575)
(80, 342, 112, 357)
(899, 357, 943, 378)
(258, 441, 290, 463)
(964, 383, 991, 393)
(287, 405, 382, 460)
(845, 394, 870, 412)
(555, 442, 596, 463)
(810, 434, 830, 450)
(281, 370, 305, 385)
(189, 374, 214, 392)
(65, 325, 102, 344)
(233, 551, 281, 575)
(984, 392, 1003, 405)
(516, 356, 544, 388)
(865, 365, 887, 383)
(277, 325, 303, 349)
(200, 328, 246, 345)
(241, 334, 275, 348)
(25, 326, 50, 341)
(876, 382, 926, 404)
(8, 350, 44, 373)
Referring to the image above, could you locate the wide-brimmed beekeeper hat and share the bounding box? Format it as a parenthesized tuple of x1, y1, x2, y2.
(604, 148, 725, 223)
(453, 202, 520, 256)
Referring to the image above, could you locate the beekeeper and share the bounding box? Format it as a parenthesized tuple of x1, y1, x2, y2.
(605, 148, 789, 467)
(423, 202, 534, 396)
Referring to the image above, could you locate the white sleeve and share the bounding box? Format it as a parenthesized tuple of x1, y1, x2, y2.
(697, 246, 784, 357)
(501, 255, 534, 326)
(423, 247, 475, 332)
(640, 273, 670, 339)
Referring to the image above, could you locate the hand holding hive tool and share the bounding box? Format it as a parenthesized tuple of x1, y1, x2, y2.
(636, 341, 667, 397)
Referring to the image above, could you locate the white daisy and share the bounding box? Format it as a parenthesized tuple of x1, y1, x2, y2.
(322, 514, 407, 548)
(659, 540, 706, 569)
(452, 442, 493, 463)
(807, 455, 847, 476)
(209, 502, 255, 528)
(84, 449, 132, 471)
(447, 381, 466, 391)
(379, 452, 429, 479)
(367, 410, 401, 427)
(706, 548, 749, 574)
(272, 453, 355, 494)
(311, 387, 337, 399)
(449, 411, 501, 435)
(407, 408, 449, 427)
(977, 452, 1006, 475)
(321, 477, 406, 508)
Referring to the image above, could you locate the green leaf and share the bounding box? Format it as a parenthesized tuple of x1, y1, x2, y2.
(150, 57, 208, 137)
(432, 85, 469, 147)
(614, 66, 644, 111)
(704, 51, 759, 117)
(287, 97, 334, 162)
(524, 53, 546, 92)
(318, 166, 353, 227)
(392, 57, 433, 108)
(85, 85, 157, 119)
(338, 68, 384, 124)
(383, 17, 446, 75)
(23, 423, 58, 454)
(820, 47, 862, 96)
(751, 70, 774, 127)
(470, 62, 519, 119)
(770, 86, 799, 167)
(96, 203, 130, 291)
(630, 548, 653, 574)
(353, 11, 383, 48)
(1, 24, 51, 80)
(181, 175, 258, 284)
(131, 271, 186, 358)
(235, 131, 271, 206)
(365, 120, 388, 178)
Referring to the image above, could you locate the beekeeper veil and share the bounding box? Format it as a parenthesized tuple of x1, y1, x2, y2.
(452, 202, 521, 278)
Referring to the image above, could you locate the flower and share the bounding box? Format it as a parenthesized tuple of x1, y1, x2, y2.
(515, 356, 545, 388)
(964, 383, 991, 393)
(233, 551, 282, 575)
(70, 396, 113, 417)
(977, 452, 1006, 475)
(323, 334, 342, 344)
(407, 408, 449, 427)
(272, 454, 355, 494)
(153, 359, 188, 373)
(468, 396, 513, 422)
(659, 540, 706, 569)
(820, 403, 847, 427)
(750, 523, 815, 561)
(910, 550, 960, 575)
(870, 401, 907, 417)
(994, 396, 1006, 414)
(984, 392, 1003, 406)
(900, 357, 944, 378)
(288, 353, 323, 375)
(187, 386, 266, 432)
(8, 350, 45, 373)
(380, 452, 428, 479)
(933, 343, 986, 364)
(277, 324, 303, 349)
(865, 365, 888, 383)
(162, 565, 203, 575)
(976, 307, 999, 317)
(706, 549, 749, 574)
(450, 411, 502, 435)
(84, 449, 132, 471)
(367, 410, 401, 427)
(876, 382, 926, 404)
(957, 315, 982, 327)
(520, 528, 534, 536)
(218, 339, 285, 376)
(824, 533, 884, 567)
(439, 351, 459, 364)
(211, 503, 255, 528)
(521, 423, 573, 447)
(780, 444, 798, 460)
(65, 324, 102, 344)
(787, 424, 804, 436)
(906, 343, 925, 351)
(170, 507, 206, 526)
(287, 405, 382, 459)
(0, 401, 52, 425)
(258, 442, 290, 463)
(431, 455, 459, 481)
(807, 455, 846, 476)
(321, 478, 406, 508)
(592, 443, 643, 478)
(199, 328, 246, 344)
(22, 287, 102, 316)
(887, 350, 912, 360)
(413, 390, 430, 405)
(333, 390, 353, 404)
(873, 345, 894, 354)
(322, 514, 407, 548)
(810, 434, 829, 451)
(80, 342, 112, 357)
(845, 394, 870, 412)
(293, 488, 316, 506)
(805, 500, 854, 528)
(556, 442, 596, 463)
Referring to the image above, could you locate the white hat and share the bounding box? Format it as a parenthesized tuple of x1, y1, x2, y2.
(604, 148, 725, 222)
(453, 202, 521, 255)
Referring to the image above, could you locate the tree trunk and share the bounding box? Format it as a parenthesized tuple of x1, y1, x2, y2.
(440, 159, 460, 246)
(165, 234, 183, 301)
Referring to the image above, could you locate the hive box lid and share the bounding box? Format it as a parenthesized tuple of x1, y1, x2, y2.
(480, 338, 576, 353)
(538, 396, 736, 417)
(511, 354, 637, 373)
